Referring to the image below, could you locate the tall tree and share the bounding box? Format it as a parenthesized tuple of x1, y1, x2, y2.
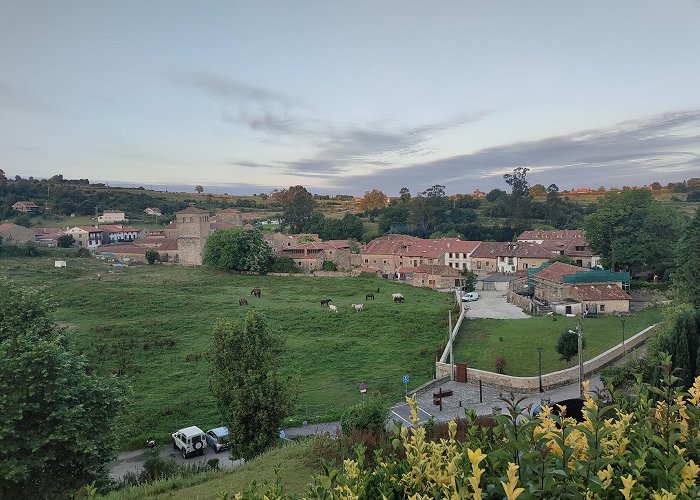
(399, 187, 411, 203)
(555, 328, 585, 364)
(0, 279, 123, 499)
(673, 207, 700, 307)
(194, 184, 204, 193)
(210, 311, 298, 460)
(281, 185, 316, 233)
(204, 228, 273, 273)
(503, 167, 530, 219)
(360, 189, 388, 211)
(546, 183, 560, 226)
(583, 189, 681, 274)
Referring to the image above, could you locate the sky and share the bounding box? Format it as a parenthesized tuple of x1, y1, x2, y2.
(1, 1, 699, 195)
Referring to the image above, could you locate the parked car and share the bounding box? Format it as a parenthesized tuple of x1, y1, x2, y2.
(461, 292, 479, 302)
(205, 426, 230, 453)
(172, 426, 207, 458)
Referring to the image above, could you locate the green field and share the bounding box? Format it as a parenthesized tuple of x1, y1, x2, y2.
(453, 307, 661, 375)
(0, 256, 453, 449)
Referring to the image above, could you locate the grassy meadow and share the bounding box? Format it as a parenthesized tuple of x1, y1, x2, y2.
(0, 255, 453, 449)
(453, 307, 661, 375)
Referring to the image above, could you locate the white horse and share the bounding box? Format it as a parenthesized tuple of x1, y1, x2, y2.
(329, 304, 338, 313)
(352, 303, 364, 312)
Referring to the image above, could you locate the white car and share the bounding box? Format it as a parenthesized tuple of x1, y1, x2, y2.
(461, 292, 479, 302)
(172, 426, 207, 459)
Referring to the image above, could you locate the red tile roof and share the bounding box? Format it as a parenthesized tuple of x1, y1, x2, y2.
(399, 239, 450, 259)
(363, 234, 419, 255)
(100, 225, 140, 232)
(501, 242, 556, 259)
(443, 239, 481, 254)
(470, 241, 509, 258)
(535, 261, 590, 283)
(0, 223, 21, 233)
(572, 284, 631, 301)
(518, 230, 585, 241)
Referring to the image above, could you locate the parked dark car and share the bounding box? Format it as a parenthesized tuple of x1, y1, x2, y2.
(532, 398, 585, 423)
(205, 427, 230, 453)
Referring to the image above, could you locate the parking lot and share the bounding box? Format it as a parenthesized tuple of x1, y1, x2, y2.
(463, 290, 529, 319)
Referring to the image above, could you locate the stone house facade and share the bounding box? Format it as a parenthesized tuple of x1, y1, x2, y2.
(410, 264, 463, 289)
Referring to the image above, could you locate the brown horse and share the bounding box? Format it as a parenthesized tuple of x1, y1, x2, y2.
(250, 288, 261, 298)
(239, 298, 248, 306)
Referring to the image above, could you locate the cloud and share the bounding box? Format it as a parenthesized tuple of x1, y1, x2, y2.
(321, 109, 700, 193)
(169, 70, 303, 107)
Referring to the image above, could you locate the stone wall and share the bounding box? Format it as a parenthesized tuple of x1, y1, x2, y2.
(507, 291, 533, 312)
(437, 324, 657, 392)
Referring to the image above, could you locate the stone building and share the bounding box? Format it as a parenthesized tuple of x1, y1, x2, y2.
(176, 206, 210, 266)
(215, 207, 244, 226)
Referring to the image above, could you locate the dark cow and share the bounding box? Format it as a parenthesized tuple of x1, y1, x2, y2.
(239, 298, 248, 306)
(320, 299, 333, 307)
(251, 288, 261, 298)
(365, 293, 375, 301)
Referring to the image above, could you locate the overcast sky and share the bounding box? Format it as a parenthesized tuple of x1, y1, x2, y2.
(1, 1, 699, 195)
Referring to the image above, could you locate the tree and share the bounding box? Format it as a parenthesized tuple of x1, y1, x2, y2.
(658, 308, 700, 388)
(461, 270, 477, 292)
(583, 189, 681, 274)
(210, 311, 298, 460)
(321, 260, 337, 271)
(0, 278, 123, 499)
(556, 327, 585, 363)
(546, 184, 560, 226)
(529, 184, 547, 197)
(14, 214, 31, 227)
(281, 185, 316, 233)
(56, 234, 75, 248)
(360, 189, 388, 212)
(194, 185, 204, 193)
(673, 207, 700, 307)
(485, 188, 507, 203)
(203, 228, 273, 273)
(421, 184, 446, 198)
(378, 204, 410, 233)
(145, 250, 160, 264)
(269, 255, 300, 273)
(503, 167, 530, 219)
(399, 187, 411, 203)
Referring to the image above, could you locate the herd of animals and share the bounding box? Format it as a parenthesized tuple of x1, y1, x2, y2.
(238, 287, 405, 311)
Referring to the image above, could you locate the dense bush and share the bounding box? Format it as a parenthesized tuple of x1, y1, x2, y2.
(339, 398, 389, 434)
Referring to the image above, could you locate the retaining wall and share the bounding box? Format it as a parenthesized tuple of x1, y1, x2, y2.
(436, 324, 658, 392)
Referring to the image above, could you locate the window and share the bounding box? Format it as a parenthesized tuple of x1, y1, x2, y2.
(599, 304, 606, 312)
(477, 261, 482, 270)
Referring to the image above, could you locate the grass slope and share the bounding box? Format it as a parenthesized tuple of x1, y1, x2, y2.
(453, 307, 661, 375)
(101, 440, 318, 499)
(0, 256, 452, 449)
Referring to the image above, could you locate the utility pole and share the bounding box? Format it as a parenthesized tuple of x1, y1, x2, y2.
(449, 310, 454, 381)
(537, 347, 543, 393)
(577, 315, 584, 397)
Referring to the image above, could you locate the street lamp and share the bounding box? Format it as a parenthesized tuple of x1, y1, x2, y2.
(621, 318, 626, 356)
(537, 347, 543, 393)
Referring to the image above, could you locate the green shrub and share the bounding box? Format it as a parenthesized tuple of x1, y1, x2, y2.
(339, 398, 388, 434)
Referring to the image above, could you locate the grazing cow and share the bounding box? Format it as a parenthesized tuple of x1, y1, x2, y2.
(352, 303, 364, 312)
(365, 293, 375, 301)
(250, 288, 261, 298)
(329, 304, 338, 313)
(392, 293, 405, 303)
(239, 298, 248, 306)
(320, 299, 333, 307)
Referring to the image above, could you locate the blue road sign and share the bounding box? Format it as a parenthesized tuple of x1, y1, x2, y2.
(403, 375, 410, 384)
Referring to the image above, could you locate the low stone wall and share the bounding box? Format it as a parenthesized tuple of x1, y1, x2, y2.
(438, 324, 658, 392)
(267, 271, 353, 277)
(507, 291, 532, 312)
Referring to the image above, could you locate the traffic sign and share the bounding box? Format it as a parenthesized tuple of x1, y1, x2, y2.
(403, 375, 409, 384)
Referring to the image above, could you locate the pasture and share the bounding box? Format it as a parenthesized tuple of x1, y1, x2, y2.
(0, 256, 453, 449)
(453, 307, 661, 376)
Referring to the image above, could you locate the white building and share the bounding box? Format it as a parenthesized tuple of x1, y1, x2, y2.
(97, 210, 127, 223)
(100, 225, 141, 244)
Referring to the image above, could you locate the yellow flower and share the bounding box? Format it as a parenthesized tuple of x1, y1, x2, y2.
(343, 459, 360, 481)
(448, 420, 457, 441)
(501, 463, 525, 500)
(407, 394, 419, 425)
(689, 376, 700, 406)
(619, 474, 636, 500)
(467, 447, 487, 468)
(597, 464, 614, 489)
(652, 489, 677, 500)
(681, 460, 700, 491)
(467, 448, 487, 499)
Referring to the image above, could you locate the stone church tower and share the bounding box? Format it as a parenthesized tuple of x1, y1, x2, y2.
(215, 207, 243, 226)
(176, 206, 210, 266)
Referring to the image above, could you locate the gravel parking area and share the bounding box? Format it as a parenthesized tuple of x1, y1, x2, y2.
(463, 290, 529, 319)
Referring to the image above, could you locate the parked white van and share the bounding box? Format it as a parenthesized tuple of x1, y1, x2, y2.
(461, 292, 479, 302)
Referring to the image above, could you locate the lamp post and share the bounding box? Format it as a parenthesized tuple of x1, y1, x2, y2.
(621, 318, 626, 356)
(537, 347, 543, 393)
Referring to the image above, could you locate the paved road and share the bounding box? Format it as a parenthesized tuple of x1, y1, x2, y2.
(109, 422, 341, 482)
(464, 290, 530, 319)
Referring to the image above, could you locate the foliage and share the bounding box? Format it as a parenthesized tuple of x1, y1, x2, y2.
(460, 270, 477, 292)
(359, 189, 388, 212)
(204, 228, 273, 273)
(281, 185, 316, 233)
(494, 355, 507, 374)
(657, 307, 700, 388)
(398, 187, 411, 203)
(673, 206, 700, 307)
(503, 167, 530, 219)
(0, 278, 124, 499)
(339, 397, 389, 434)
(215, 366, 700, 498)
(546, 254, 577, 266)
(14, 213, 31, 227)
(194, 185, 204, 193)
(210, 310, 299, 460)
(309, 212, 364, 240)
(556, 326, 586, 363)
(56, 233, 75, 248)
(269, 255, 301, 273)
(583, 189, 681, 274)
(145, 250, 160, 264)
(321, 260, 338, 271)
(687, 191, 700, 202)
